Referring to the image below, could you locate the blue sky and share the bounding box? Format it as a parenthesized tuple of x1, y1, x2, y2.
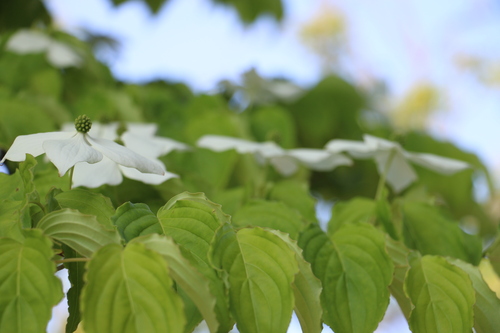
(44, 0, 500, 187)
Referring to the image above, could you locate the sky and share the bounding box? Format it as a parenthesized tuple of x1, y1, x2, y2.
(40, 0, 500, 331)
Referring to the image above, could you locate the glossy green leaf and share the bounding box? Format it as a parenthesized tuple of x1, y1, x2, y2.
(232, 199, 307, 239)
(327, 197, 376, 235)
(402, 202, 482, 265)
(63, 245, 86, 333)
(37, 208, 121, 257)
(299, 223, 393, 333)
(270, 230, 323, 333)
(81, 243, 185, 333)
(56, 189, 115, 227)
(405, 255, 475, 333)
(448, 258, 500, 333)
(0, 229, 63, 333)
(212, 226, 299, 333)
(268, 180, 318, 223)
(112, 202, 159, 242)
(131, 233, 219, 333)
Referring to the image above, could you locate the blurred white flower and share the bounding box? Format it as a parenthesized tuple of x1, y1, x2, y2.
(197, 135, 352, 176)
(61, 122, 188, 188)
(6, 29, 82, 68)
(0, 116, 165, 185)
(326, 134, 470, 192)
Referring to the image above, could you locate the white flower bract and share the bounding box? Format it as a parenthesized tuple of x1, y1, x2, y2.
(0, 126, 167, 187)
(197, 135, 352, 176)
(325, 134, 470, 192)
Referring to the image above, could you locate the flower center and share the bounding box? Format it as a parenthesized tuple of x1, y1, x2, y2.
(74, 115, 92, 133)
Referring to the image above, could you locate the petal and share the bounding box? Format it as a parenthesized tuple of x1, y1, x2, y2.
(43, 132, 103, 176)
(1, 131, 75, 163)
(120, 163, 178, 185)
(125, 123, 158, 137)
(72, 158, 123, 188)
(197, 135, 263, 153)
(269, 156, 299, 176)
(363, 134, 401, 151)
(122, 132, 189, 158)
(406, 152, 470, 175)
(374, 151, 417, 193)
(46, 41, 82, 68)
(87, 136, 164, 175)
(325, 139, 375, 158)
(6, 30, 51, 54)
(287, 149, 353, 171)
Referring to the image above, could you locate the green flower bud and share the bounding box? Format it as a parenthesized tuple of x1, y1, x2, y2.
(74, 115, 92, 133)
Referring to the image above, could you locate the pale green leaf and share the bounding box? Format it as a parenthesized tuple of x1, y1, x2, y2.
(270, 230, 322, 333)
(56, 188, 115, 227)
(405, 255, 475, 333)
(0, 229, 63, 333)
(448, 258, 500, 333)
(385, 236, 412, 319)
(232, 199, 307, 239)
(37, 208, 121, 258)
(0, 200, 25, 241)
(299, 223, 393, 333)
(112, 202, 158, 242)
(211, 226, 299, 333)
(81, 243, 185, 333)
(153, 192, 233, 332)
(131, 233, 219, 333)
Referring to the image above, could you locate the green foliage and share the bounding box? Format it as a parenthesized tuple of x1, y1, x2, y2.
(405, 255, 475, 333)
(0, 230, 63, 333)
(0, 12, 499, 333)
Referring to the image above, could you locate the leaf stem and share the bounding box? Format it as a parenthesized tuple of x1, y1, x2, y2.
(55, 258, 89, 264)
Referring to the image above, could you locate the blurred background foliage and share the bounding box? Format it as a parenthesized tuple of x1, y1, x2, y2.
(0, 0, 499, 288)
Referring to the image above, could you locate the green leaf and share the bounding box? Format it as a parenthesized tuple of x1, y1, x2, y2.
(0, 229, 63, 333)
(232, 199, 307, 239)
(385, 236, 412, 319)
(249, 106, 296, 148)
(214, 0, 283, 23)
(0, 171, 24, 201)
(112, 202, 159, 242)
(37, 208, 121, 258)
(130, 234, 219, 333)
(299, 223, 394, 333)
(402, 202, 482, 264)
(486, 235, 500, 276)
(404, 255, 475, 333)
(0, 200, 25, 241)
(268, 180, 318, 223)
(56, 189, 115, 227)
(270, 230, 323, 333)
(448, 258, 500, 333)
(211, 226, 299, 333)
(63, 245, 86, 333)
(152, 192, 233, 332)
(327, 197, 376, 235)
(81, 243, 185, 333)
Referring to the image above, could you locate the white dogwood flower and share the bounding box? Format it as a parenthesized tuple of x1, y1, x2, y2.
(6, 29, 82, 68)
(1, 116, 165, 187)
(326, 134, 470, 192)
(60, 121, 188, 187)
(197, 135, 352, 176)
